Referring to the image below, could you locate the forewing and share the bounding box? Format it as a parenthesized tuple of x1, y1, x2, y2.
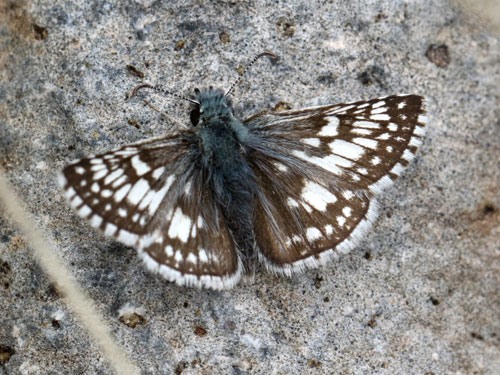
(59, 134, 242, 289)
(245, 95, 427, 273)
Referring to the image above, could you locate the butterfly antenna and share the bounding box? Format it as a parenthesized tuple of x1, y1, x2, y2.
(128, 83, 200, 105)
(224, 52, 278, 98)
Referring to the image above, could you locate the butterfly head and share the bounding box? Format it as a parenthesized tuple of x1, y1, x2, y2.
(190, 87, 234, 127)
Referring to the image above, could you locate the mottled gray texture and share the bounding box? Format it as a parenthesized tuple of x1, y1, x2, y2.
(1, 0, 499, 374)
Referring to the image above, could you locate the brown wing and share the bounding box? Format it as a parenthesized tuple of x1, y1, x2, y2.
(59, 134, 242, 289)
(245, 95, 427, 274)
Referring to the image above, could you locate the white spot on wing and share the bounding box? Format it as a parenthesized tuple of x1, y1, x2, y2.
(101, 189, 112, 198)
(391, 163, 405, 176)
(165, 245, 174, 257)
(329, 105, 355, 114)
(69, 195, 83, 208)
(127, 179, 150, 205)
(342, 190, 354, 200)
(117, 230, 138, 246)
(301, 202, 313, 213)
(353, 120, 380, 129)
(197, 215, 204, 228)
(414, 126, 426, 137)
(273, 162, 288, 172)
(329, 140, 365, 160)
(306, 227, 322, 242)
(376, 133, 390, 140)
(78, 205, 92, 218)
(342, 207, 352, 217)
(357, 167, 368, 175)
(112, 175, 127, 188)
(174, 250, 183, 262)
(89, 214, 102, 228)
(114, 149, 137, 156)
(65, 187, 77, 200)
(150, 167, 163, 179)
(90, 164, 107, 172)
(318, 117, 339, 136)
(199, 249, 209, 263)
(186, 253, 197, 264)
(417, 114, 428, 124)
(302, 181, 337, 211)
(287, 197, 299, 208)
(293, 151, 342, 175)
(388, 123, 398, 131)
(57, 173, 67, 188)
(184, 180, 192, 195)
(93, 169, 108, 180)
(371, 107, 387, 114)
(168, 207, 192, 243)
(370, 114, 391, 121)
(104, 169, 124, 185)
(372, 100, 386, 108)
(353, 137, 378, 150)
(302, 138, 321, 147)
(402, 149, 414, 162)
(352, 128, 372, 135)
(104, 223, 117, 236)
(139, 175, 175, 215)
(115, 183, 132, 202)
(131, 155, 152, 176)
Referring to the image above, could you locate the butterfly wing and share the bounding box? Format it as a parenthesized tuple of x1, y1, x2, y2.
(59, 134, 242, 289)
(245, 95, 427, 274)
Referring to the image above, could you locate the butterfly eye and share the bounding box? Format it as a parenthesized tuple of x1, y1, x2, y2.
(190, 106, 201, 126)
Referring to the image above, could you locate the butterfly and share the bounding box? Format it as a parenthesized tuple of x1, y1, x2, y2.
(58, 52, 427, 289)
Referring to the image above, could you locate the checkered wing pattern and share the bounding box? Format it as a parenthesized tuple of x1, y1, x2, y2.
(245, 95, 427, 274)
(59, 134, 242, 289)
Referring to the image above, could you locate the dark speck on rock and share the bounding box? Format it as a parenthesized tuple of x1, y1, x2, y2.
(426, 44, 451, 68)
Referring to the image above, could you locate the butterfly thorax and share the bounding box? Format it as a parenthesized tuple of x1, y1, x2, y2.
(194, 89, 249, 170)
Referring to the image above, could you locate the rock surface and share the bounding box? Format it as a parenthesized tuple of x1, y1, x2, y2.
(0, 0, 499, 374)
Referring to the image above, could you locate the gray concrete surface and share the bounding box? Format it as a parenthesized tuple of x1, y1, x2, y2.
(1, 0, 499, 374)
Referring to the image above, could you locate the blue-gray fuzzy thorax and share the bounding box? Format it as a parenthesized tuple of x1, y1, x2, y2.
(193, 89, 250, 169)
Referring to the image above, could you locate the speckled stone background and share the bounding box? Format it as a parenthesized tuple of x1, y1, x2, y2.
(1, 0, 499, 374)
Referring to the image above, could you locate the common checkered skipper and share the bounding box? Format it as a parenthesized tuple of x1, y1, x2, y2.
(58, 53, 427, 289)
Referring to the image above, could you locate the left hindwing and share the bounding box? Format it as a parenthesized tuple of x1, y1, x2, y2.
(245, 95, 427, 274)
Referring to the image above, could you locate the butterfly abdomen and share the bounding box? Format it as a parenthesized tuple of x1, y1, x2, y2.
(216, 162, 257, 273)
